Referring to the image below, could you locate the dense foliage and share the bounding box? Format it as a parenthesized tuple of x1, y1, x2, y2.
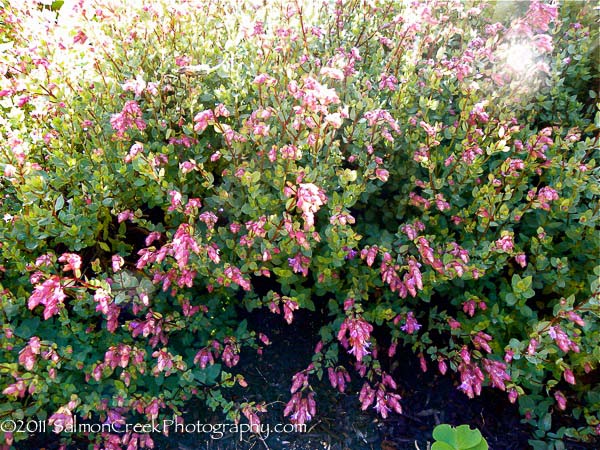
(0, 0, 598, 449)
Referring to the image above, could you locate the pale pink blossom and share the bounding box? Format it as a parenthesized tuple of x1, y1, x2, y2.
(495, 234, 514, 252)
(110, 101, 146, 138)
(193, 110, 214, 133)
(554, 390, 567, 410)
(284, 391, 316, 425)
(28, 276, 66, 320)
(122, 75, 147, 97)
(295, 183, 328, 230)
(118, 210, 134, 223)
(563, 367, 576, 385)
(283, 298, 299, 324)
(58, 253, 81, 273)
(338, 317, 373, 362)
(320, 67, 345, 80)
(400, 312, 421, 334)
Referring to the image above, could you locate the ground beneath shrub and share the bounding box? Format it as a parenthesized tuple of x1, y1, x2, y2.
(151, 308, 597, 450)
(19, 308, 598, 450)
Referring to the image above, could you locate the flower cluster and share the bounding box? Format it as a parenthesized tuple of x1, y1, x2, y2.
(337, 317, 373, 362)
(110, 100, 147, 138)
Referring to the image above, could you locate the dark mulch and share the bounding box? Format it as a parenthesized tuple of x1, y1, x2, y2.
(16, 307, 599, 450)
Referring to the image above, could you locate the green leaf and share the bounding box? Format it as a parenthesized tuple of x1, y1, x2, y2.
(455, 425, 483, 449)
(465, 440, 488, 450)
(529, 440, 551, 450)
(54, 194, 65, 212)
(540, 413, 552, 432)
(433, 424, 457, 447)
(15, 318, 41, 339)
(432, 443, 456, 450)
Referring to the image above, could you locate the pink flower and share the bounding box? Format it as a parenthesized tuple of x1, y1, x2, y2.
(152, 348, 175, 375)
(93, 288, 112, 314)
(536, 186, 559, 210)
(28, 276, 66, 320)
(375, 168, 389, 182)
(179, 160, 197, 174)
(288, 253, 310, 277)
(118, 210, 134, 223)
(563, 368, 576, 385)
(548, 325, 579, 353)
(122, 75, 147, 97)
(337, 317, 373, 362)
(401, 221, 425, 240)
(168, 190, 183, 212)
(2, 380, 27, 398)
(419, 120, 437, 137)
(184, 198, 202, 215)
(379, 73, 398, 91)
(284, 391, 316, 425)
(193, 110, 214, 133)
(360, 245, 378, 267)
(111, 255, 124, 272)
(419, 353, 428, 373)
(16, 95, 30, 107)
(253, 73, 277, 86)
(482, 359, 511, 391)
(199, 211, 218, 230)
(125, 142, 144, 162)
(222, 339, 240, 368)
(469, 102, 489, 124)
(175, 55, 191, 66)
(472, 331, 492, 353)
(49, 407, 74, 433)
(324, 112, 343, 129)
(223, 265, 251, 291)
(400, 312, 421, 334)
(495, 234, 514, 252)
(280, 144, 301, 160)
(566, 311, 585, 327)
(372, 382, 402, 418)
(145, 231, 161, 246)
(533, 34, 553, 53)
(320, 67, 345, 80)
(359, 382, 376, 410)
(4, 164, 16, 177)
(18, 337, 41, 370)
(515, 253, 527, 268)
(194, 347, 215, 369)
(438, 359, 448, 375)
(110, 101, 146, 138)
(527, 338, 538, 355)
(458, 361, 484, 398)
(214, 103, 230, 117)
(526, 0, 558, 32)
(283, 298, 299, 324)
(58, 253, 81, 273)
(434, 193, 450, 211)
(463, 299, 477, 317)
(508, 388, 518, 403)
(554, 390, 567, 410)
(172, 224, 200, 269)
(295, 183, 328, 230)
(364, 109, 400, 135)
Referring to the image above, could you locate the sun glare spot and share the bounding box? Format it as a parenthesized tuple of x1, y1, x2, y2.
(505, 43, 534, 72)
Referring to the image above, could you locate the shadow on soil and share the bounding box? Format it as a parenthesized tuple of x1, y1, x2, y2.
(17, 308, 599, 450)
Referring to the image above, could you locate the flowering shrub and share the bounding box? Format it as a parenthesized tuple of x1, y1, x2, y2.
(0, 0, 598, 448)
